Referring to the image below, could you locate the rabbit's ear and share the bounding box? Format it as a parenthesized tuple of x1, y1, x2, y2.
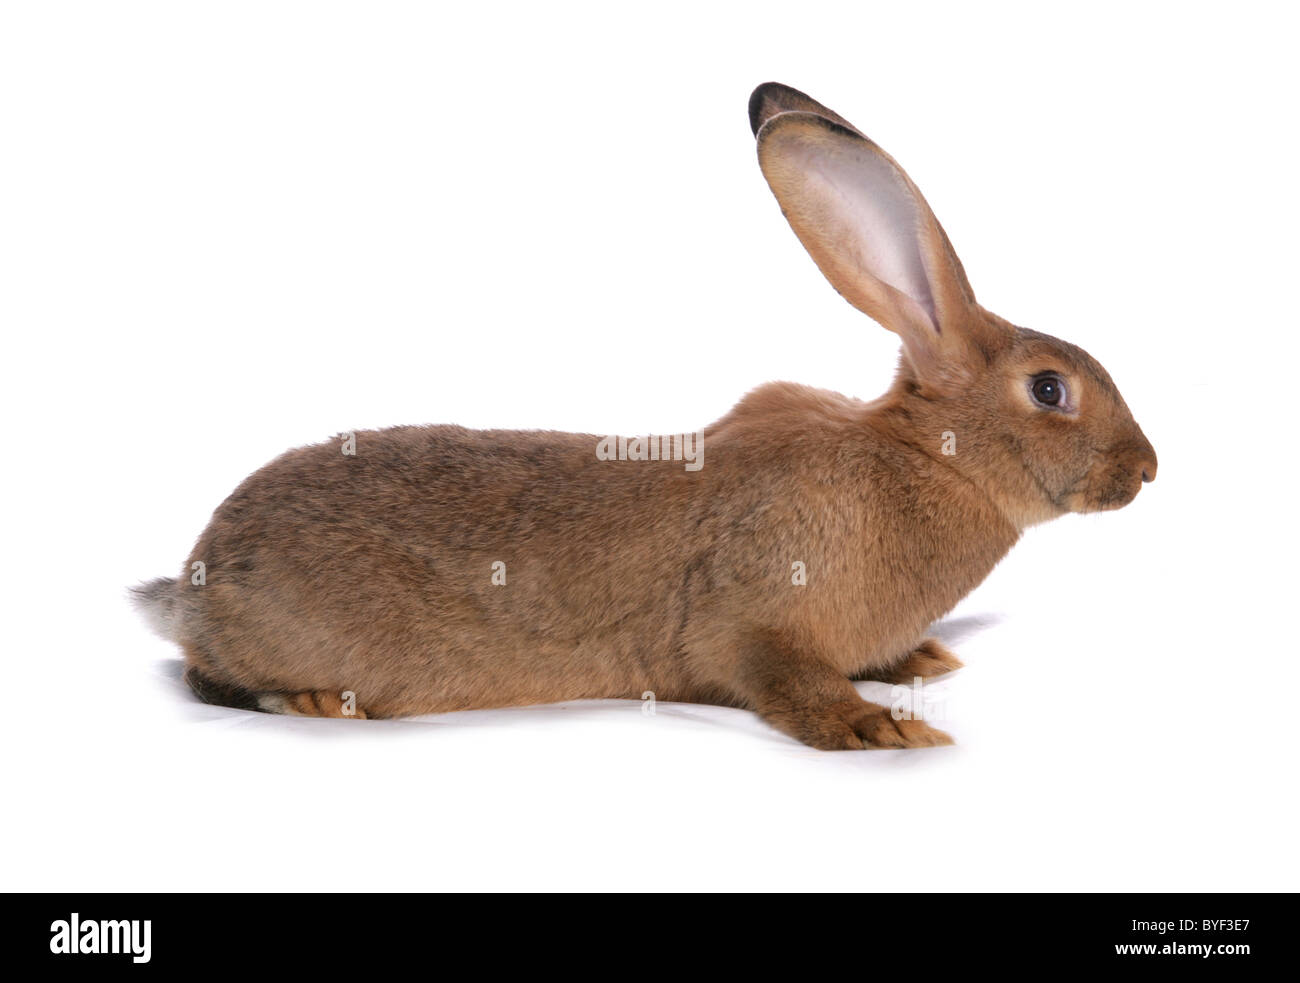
(755, 107, 988, 390)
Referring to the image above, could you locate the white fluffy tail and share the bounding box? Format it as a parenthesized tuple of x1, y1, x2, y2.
(129, 577, 181, 641)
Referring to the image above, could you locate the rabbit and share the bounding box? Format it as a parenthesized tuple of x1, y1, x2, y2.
(132, 82, 1156, 750)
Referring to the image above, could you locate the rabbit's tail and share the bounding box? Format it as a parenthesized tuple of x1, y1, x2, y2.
(129, 576, 182, 641)
(129, 577, 271, 713)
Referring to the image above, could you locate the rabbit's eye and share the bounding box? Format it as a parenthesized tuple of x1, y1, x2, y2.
(1031, 375, 1065, 407)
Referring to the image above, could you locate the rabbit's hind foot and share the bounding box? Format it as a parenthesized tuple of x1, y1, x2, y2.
(258, 690, 369, 719)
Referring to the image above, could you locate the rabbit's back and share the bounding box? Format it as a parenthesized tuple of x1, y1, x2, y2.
(175, 386, 1018, 716)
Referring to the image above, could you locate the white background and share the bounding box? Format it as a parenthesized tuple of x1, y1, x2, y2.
(2, 1, 1297, 891)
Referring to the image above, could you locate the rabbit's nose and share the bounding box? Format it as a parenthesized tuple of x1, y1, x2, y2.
(1139, 450, 1157, 483)
(1129, 432, 1157, 484)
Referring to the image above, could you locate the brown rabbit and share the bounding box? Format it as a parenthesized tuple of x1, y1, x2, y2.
(133, 82, 1156, 750)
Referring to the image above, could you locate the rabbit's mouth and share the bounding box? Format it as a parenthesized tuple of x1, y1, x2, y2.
(1058, 466, 1147, 514)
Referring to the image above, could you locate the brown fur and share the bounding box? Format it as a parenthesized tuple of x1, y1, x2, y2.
(135, 83, 1156, 749)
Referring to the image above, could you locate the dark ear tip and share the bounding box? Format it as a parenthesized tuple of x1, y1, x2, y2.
(748, 83, 778, 136)
(749, 81, 801, 136)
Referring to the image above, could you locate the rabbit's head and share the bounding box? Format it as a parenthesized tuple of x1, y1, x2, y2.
(751, 83, 1156, 528)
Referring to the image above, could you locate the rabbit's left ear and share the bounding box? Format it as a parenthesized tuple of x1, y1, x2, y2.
(754, 92, 993, 391)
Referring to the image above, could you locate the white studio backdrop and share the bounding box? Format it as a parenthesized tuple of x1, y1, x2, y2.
(1, 1, 1297, 891)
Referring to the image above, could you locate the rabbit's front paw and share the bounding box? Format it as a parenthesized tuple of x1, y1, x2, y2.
(849, 706, 953, 749)
(855, 638, 964, 684)
(764, 700, 953, 750)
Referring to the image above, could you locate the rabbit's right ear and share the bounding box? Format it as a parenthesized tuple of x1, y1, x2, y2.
(754, 98, 992, 391)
